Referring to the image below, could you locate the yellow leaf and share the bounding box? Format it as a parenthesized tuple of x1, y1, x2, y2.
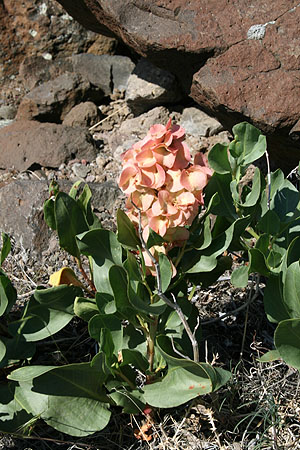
(49, 267, 83, 287)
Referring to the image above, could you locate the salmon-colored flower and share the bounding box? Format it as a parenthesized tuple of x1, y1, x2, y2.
(118, 119, 213, 275)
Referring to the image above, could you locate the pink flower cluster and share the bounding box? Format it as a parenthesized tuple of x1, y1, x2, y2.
(119, 118, 212, 247)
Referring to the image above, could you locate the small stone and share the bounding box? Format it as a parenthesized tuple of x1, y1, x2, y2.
(72, 163, 90, 178)
(86, 174, 96, 183)
(0, 105, 17, 120)
(96, 155, 105, 168)
(180, 107, 223, 137)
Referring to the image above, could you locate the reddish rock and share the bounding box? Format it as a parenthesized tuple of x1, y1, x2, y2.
(55, 0, 300, 170)
(62, 101, 99, 127)
(0, 0, 98, 88)
(0, 120, 97, 171)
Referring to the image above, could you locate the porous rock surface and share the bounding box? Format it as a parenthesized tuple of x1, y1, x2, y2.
(0, 120, 98, 171)
(56, 0, 300, 170)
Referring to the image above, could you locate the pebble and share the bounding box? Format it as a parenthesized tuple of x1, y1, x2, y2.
(72, 163, 90, 179)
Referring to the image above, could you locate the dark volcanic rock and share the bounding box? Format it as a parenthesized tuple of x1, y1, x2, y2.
(0, 120, 98, 171)
(55, 0, 300, 170)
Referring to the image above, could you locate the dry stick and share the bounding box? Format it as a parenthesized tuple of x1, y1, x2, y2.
(131, 200, 199, 362)
(89, 105, 128, 131)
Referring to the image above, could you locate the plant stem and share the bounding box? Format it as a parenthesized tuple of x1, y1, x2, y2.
(75, 257, 96, 294)
(131, 200, 199, 363)
(148, 317, 158, 372)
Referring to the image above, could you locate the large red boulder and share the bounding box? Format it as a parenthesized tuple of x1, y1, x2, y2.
(55, 0, 300, 170)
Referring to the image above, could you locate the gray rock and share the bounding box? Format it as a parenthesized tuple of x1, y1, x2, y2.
(72, 53, 135, 96)
(16, 72, 103, 122)
(72, 163, 90, 178)
(0, 120, 97, 171)
(125, 58, 182, 115)
(109, 106, 172, 154)
(0, 179, 121, 253)
(62, 101, 99, 127)
(0, 105, 17, 120)
(180, 107, 223, 137)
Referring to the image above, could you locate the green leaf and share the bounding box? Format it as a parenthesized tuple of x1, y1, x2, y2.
(271, 180, 300, 223)
(77, 229, 122, 294)
(109, 388, 145, 414)
(258, 210, 281, 235)
(74, 296, 98, 322)
(240, 167, 261, 207)
(143, 336, 228, 408)
(232, 122, 266, 166)
(0, 335, 35, 368)
(10, 363, 111, 437)
(55, 192, 89, 258)
(185, 255, 217, 274)
(124, 251, 142, 281)
(231, 265, 249, 288)
(0, 382, 34, 432)
(88, 314, 123, 359)
(43, 198, 56, 230)
(208, 143, 231, 174)
(8, 296, 73, 342)
(0, 274, 17, 316)
(264, 274, 289, 323)
(259, 349, 281, 363)
(275, 319, 300, 370)
(68, 180, 82, 199)
(188, 255, 232, 289)
(1, 232, 11, 266)
(159, 253, 172, 293)
(117, 209, 141, 249)
(109, 265, 135, 318)
(270, 169, 285, 199)
(120, 349, 149, 372)
(205, 173, 237, 219)
(283, 261, 300, 318)
(146, 228, 165, 248)
(193, 216, 212, 250)
(0, 338, 5, 362)
(34, 285, 82, 315)
(249, 248, 271, 277)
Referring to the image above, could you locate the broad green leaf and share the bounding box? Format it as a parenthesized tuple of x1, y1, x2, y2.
(208, 143, 231, 174)
(259, 349, 281, 363)
(159, 253, 172, 293)
(109, 388, 145, 414)
(193, 216, 212, 250)
(77, 183, 92, 213)
(109, 265, 135, 317)
(255, 233, 270, 255)
(240, 167, 262, 207)
(120, 349, 149, 372)
(270, 169, 285, 199)
(264, 275, 289, 323)
(205, 173, 237, 218)
(283, 261, 300, 318)
(34, 284, 82, 315)
(0, 274, 17, 316)
(10, 363, 111, 437)
(1, 232, 11, 266)
(275, 319, 300, 370)
(185, 254, 217, 274)
(271, 180, 300, 223)
(232, 122, 266, 166)
(267, 250, 282, 271)
(55, 192, 89, 258)
(77, 229, 122, 294)
(88, 313, 123, 358)
(96, 292, 116, 314)
(143, 336, 216, 408)
(188, 255, 232, 289)
(128, 280, 167, 315)
(231, 265, 249, 288)
(249, 248, 271, 277)
(146, 228, 165, 248)
(74, 296, 98, 321)
(0, 336, 35, 368)
(117, 209, 141, 249)
(43, 198, 56, 230)
(124, 251, 142, 281)
(9, 296, 73, 342)
(258, 210, 281, 235)
(0, 383, 34, 432)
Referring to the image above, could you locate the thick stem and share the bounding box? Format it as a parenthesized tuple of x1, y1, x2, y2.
(75, 257, 96, 294)
(148, 317, 158, 372)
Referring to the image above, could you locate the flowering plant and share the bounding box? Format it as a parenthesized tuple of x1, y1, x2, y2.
(2, 120, 299, 440)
